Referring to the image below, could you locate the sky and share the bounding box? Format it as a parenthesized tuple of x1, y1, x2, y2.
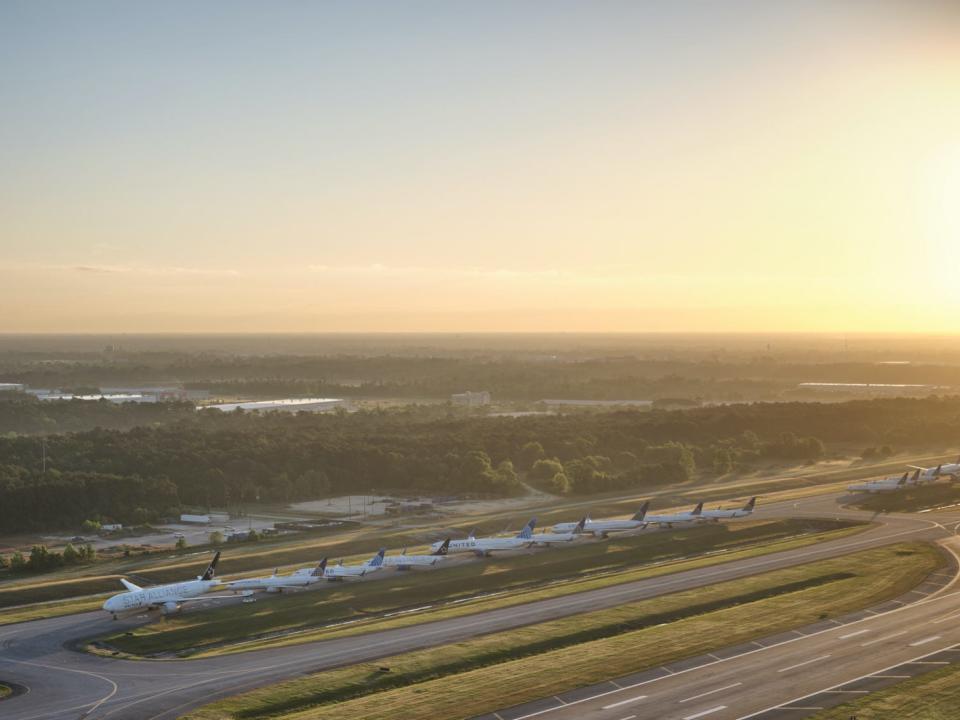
(2, 0, 960, 333)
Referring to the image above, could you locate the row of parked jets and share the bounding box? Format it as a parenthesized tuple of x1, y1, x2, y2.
(846, 456, 960, 493)
(101, 496, 758, 619)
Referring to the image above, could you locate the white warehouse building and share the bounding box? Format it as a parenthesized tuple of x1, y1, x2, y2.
(204, 398, 348, 413)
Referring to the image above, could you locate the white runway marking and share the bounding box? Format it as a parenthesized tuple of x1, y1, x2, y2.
(683, 706, 727, 720)
(861, 630, 907, 646)
(601, 694, 648, 710)
(839, 628, 870, 639)
(778, 654, 830, 673)
(679, 682, 743, 703)
(909, 635, 942, 647)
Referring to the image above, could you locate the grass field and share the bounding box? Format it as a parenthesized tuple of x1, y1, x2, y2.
(98, 518, 862, 657)
(0, 682, 11, 699)
(182, 541, 941, 720)
(810, 662, 960, 719)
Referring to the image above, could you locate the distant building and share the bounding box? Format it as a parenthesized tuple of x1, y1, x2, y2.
(100, 523, 123, 532)
(180, 514, 212, 524)
(796, 383, 944, 397)
(204, 397, 347, 413)
(451, 390, 491, 407)
(0, 383, 25, 393)
(27, 384, 208, 403)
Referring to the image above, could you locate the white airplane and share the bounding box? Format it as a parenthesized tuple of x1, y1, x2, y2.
(382, 540, 449, 570)
(102, 551, 234, 618)
(700, 497, 757, 521)
(324, 549, 385, 580)
(645, 502, 704, 528)
(429, 518, 537, 556)
(847, 471, 910, 493)
(529, 518, 587, 545)
(226, 559, 328, 593)
(553, 502, 650, 538)
(909, 456, 960, 482)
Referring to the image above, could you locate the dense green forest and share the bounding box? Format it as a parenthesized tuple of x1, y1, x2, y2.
(2, 395, 960, 532)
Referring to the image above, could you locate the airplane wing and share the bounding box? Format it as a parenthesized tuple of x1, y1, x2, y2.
(906, 465, 926, 470)
(169, 593, 248, 603)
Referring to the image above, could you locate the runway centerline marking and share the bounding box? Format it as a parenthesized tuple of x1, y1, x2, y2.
(778, 654, 830, 673)
(909, 635, 942, 647)
(679, 682, 742, 703)
(683, 706, 727, 720)
(839, 628, 870, 639)
(601, 694, 648, 710)
(861, 630, 907, 646)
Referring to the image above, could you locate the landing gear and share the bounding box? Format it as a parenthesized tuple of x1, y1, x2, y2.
(112, 613, 118, 621)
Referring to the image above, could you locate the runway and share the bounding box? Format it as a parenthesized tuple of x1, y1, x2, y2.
(0, 494, 958, 720)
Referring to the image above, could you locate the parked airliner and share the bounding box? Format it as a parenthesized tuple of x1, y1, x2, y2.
(553, 502, 649, 537)
(103, 552, 233, 618)
(325, 549, 385, 580)
(645, 502, 704, 527)
(382, 540, 449, 569)
(700, 497, 757, 521)
(848, 471, 909, 493)
(226, 559, 327, 593)
(429, 518, 537, 556)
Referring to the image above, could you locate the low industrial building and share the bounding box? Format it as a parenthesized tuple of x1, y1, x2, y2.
(451, 390, 491, 407)
(204, 397, 348, 413)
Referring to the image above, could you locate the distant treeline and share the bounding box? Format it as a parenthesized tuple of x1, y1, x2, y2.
(4, 352, 960, 405)
(3, 395, 960, 532)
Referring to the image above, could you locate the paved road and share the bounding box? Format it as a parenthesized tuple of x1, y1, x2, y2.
(482, 538, 960, 720)
(0, 494, 957, 720)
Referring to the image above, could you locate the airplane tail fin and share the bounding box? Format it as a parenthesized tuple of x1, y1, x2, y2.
(935, 464, 943, 477)
(311, 558, 328, 577)
(400, 548, 407, 556)
(517, 517, 537, 539)
(911, 469, 921, 483)
(432, 538, 450, 556)
(573, 517, 587, 534)
(743, 497, 757, 511)
(200, 551, 221, 581)
(368, 548, 386, 568)
(898, 473, 908, 486)
(632, 500, 650, 521)
(692, 502, 703, 516)
(120, 578, 142, 593)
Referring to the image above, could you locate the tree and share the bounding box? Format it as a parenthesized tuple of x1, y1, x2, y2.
(518, 441, 546, 470)
(9, 551, 26, 571)
(62, 543, 80, 565)
(81, 519, 101, 533)
(209, 531, 224, 546)
(712, 448, 733, 475)
(548, 471, 571, 495)
(175, 536, 188, 551)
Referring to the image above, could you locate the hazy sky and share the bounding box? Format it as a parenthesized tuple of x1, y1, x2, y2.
(2, 1, 959, 333)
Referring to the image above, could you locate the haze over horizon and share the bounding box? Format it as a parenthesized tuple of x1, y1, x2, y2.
(3, 1, 960, 333)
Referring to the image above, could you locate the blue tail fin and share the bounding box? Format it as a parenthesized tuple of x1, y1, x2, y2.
(368, 548, 386, 568)
(517, 517, 537, 539)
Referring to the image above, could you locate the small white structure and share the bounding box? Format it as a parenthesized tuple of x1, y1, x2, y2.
(180, 514, 212, 524)
(204, 398, 347, 413)
(100, 523, 123, 532)
(451, 390, 491, 407)
(0, 383, 24, 393)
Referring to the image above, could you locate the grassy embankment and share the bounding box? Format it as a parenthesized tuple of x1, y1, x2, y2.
(811, 663, 960, 719)
(0, 683, 11, 699)
(101, 518, 864, 657)
(183, 542, 942, 720)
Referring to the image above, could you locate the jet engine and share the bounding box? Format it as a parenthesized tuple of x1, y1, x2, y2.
(161, 601, 181, 615)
